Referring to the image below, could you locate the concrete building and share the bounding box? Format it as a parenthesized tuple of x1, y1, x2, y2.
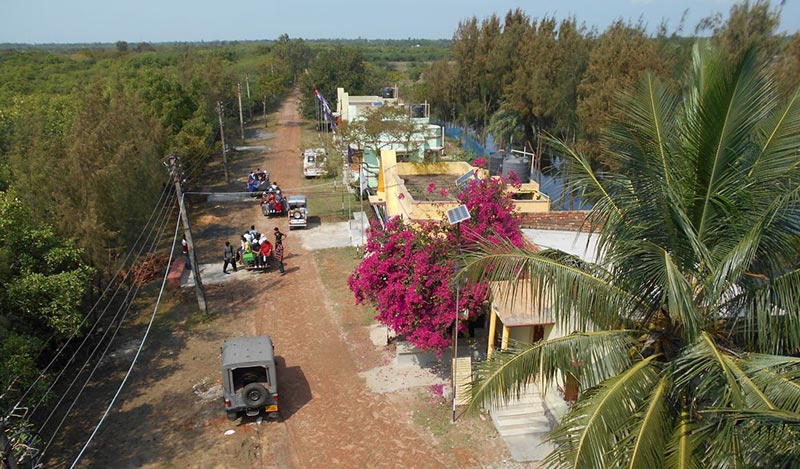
(337, 87, 444, 193)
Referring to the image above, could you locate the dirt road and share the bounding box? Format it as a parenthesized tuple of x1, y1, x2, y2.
(247, 93, 446, 468)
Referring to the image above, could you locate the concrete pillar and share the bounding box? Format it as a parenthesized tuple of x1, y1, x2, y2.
(501, 325, 510, 350)
(487, 307, 498, 359)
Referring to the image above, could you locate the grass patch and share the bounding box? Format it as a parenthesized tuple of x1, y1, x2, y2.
(314, 247, 376, 326)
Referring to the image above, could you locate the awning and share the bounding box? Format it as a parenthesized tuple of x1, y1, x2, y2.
(490, 280, 553, 327)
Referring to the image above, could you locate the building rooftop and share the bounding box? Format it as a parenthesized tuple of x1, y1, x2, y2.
(401, 174, 459, 202)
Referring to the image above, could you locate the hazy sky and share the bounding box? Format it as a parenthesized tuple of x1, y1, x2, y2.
(2, 0, 798, 44)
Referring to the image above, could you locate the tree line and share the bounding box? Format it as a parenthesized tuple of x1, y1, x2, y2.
(418, 0, 800, 170)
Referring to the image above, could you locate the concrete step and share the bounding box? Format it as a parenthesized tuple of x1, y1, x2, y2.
(498, 424, 552, 437)
(495, 414, 552, 431)
(504, 433, 556, 461)
(491, 404, 548, 418)
(489, 396, 543, 411)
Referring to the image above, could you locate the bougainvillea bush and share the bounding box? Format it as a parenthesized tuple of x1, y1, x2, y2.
(348, 173, 526, 353)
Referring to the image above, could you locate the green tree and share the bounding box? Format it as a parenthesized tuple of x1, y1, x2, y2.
(273, 34, 312, 84)
(297, 46, 378, 120)
(699, 0, 781, 63)
(577, 20, 667, 167)
(773, 33, 800, 98)
(0, 190, 95, 409)
(462, 44, 800, 467)
(339, 105, 424, 160)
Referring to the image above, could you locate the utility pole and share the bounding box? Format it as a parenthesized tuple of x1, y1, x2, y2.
(216, 101, 229, 183)
(237, 83, 245, 140)
(1, 420, 19, 469)
(168, 154, 208, 314)
(245, 74, 252, 119)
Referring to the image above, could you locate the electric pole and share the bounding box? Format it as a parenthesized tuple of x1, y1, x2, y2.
(245, 74, 252, 118)
(216, 101, 229, 183)
(237, 83, 245, 140)
(168, 154, 208, 314)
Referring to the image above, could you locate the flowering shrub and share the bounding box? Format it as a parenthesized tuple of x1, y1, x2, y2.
(348, 175, 525, 354)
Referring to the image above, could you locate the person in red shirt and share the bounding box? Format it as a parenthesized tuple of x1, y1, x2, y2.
(259, 237, 273, 269)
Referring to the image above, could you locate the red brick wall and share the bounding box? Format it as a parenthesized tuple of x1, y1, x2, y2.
(518, 210, 596, 232)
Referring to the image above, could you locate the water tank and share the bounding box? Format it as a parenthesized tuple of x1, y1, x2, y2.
(380, 87, 395, 98)
(501, 157, 531, 183)
(410, 104, 424, 118)
(488, 152, 505, 176)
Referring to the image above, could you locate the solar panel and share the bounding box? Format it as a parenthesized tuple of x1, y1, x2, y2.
(455, 169, 476, 188)
(446, 205, 471, 225)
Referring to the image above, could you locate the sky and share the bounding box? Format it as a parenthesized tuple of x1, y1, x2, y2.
(2, 0, 798, 44)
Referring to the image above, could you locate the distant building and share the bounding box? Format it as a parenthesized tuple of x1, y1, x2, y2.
(337, 87, 444, 193)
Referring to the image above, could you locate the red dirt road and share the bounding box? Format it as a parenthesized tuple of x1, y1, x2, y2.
(252, 93, 447, 468)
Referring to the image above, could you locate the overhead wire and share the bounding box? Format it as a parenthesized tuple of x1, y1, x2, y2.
(69, 199, 183, 468)
(6, 180, 174, 417)
(30, 188, 177, 427)
(38, 192, 178, 462)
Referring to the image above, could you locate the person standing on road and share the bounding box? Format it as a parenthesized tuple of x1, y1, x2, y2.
(274, 240, 285, 275)
(223, 241, 237, 273)
(274, 227, 286, 245)
(181, 234, 192, 270)
(259, 236, 273, 269)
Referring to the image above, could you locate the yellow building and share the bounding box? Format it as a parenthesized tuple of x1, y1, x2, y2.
(370, 149, 550, 222)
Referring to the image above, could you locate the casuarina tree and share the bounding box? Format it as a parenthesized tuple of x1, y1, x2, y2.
(461, 43, 800, 468)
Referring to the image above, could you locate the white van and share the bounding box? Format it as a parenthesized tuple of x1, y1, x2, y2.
(303, 148, 327, 178)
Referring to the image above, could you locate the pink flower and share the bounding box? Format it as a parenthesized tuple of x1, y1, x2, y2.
(426, 182, 437, 193)
(439, 187, 448, 197)
(473, 157, 487, 168)
(348, 174, 525, 354)
(398, 193, 405, 200)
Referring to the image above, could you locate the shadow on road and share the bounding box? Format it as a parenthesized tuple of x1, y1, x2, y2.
(275, 357, 312, 421)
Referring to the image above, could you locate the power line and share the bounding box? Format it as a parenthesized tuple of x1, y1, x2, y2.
(30, 191, 177, 426)
(6, 182, 174, 418)
(69, 209, 182, 468)
(37, 196, 178, 463)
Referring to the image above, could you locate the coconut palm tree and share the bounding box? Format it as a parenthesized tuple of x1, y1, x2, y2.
(461, 44, 800, 468)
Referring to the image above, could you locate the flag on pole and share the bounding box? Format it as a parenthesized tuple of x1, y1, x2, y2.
(313, 86, 337, 130)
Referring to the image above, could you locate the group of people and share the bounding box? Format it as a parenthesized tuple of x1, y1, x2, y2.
(260, 181, 284, 214)
(247, 168, 270, 193)
(223, 225, 286, 275)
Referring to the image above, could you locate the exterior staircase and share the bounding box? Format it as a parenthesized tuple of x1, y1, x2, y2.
(489, 382, 555, 462)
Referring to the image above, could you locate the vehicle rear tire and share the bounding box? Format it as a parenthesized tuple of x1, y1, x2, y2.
(242, 383, 269, 408)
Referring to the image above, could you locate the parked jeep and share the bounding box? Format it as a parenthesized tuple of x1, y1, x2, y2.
(221, 336, 279, 421)
(287, 195, 308, 229)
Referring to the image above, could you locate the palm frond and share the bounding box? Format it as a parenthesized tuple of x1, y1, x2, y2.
(459, 240, 639, 331)
(684, 47, 773, 243)
(748, 87, 800, 180)
(663, 409, 702, 469)
(674, 333, 780, 410)
(467, 330, 637, 412)
(617, 375, 674, 469)
(543, 356, 660, 469)
(740, 354, 800, 412)
(741, 267, 800, 354)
